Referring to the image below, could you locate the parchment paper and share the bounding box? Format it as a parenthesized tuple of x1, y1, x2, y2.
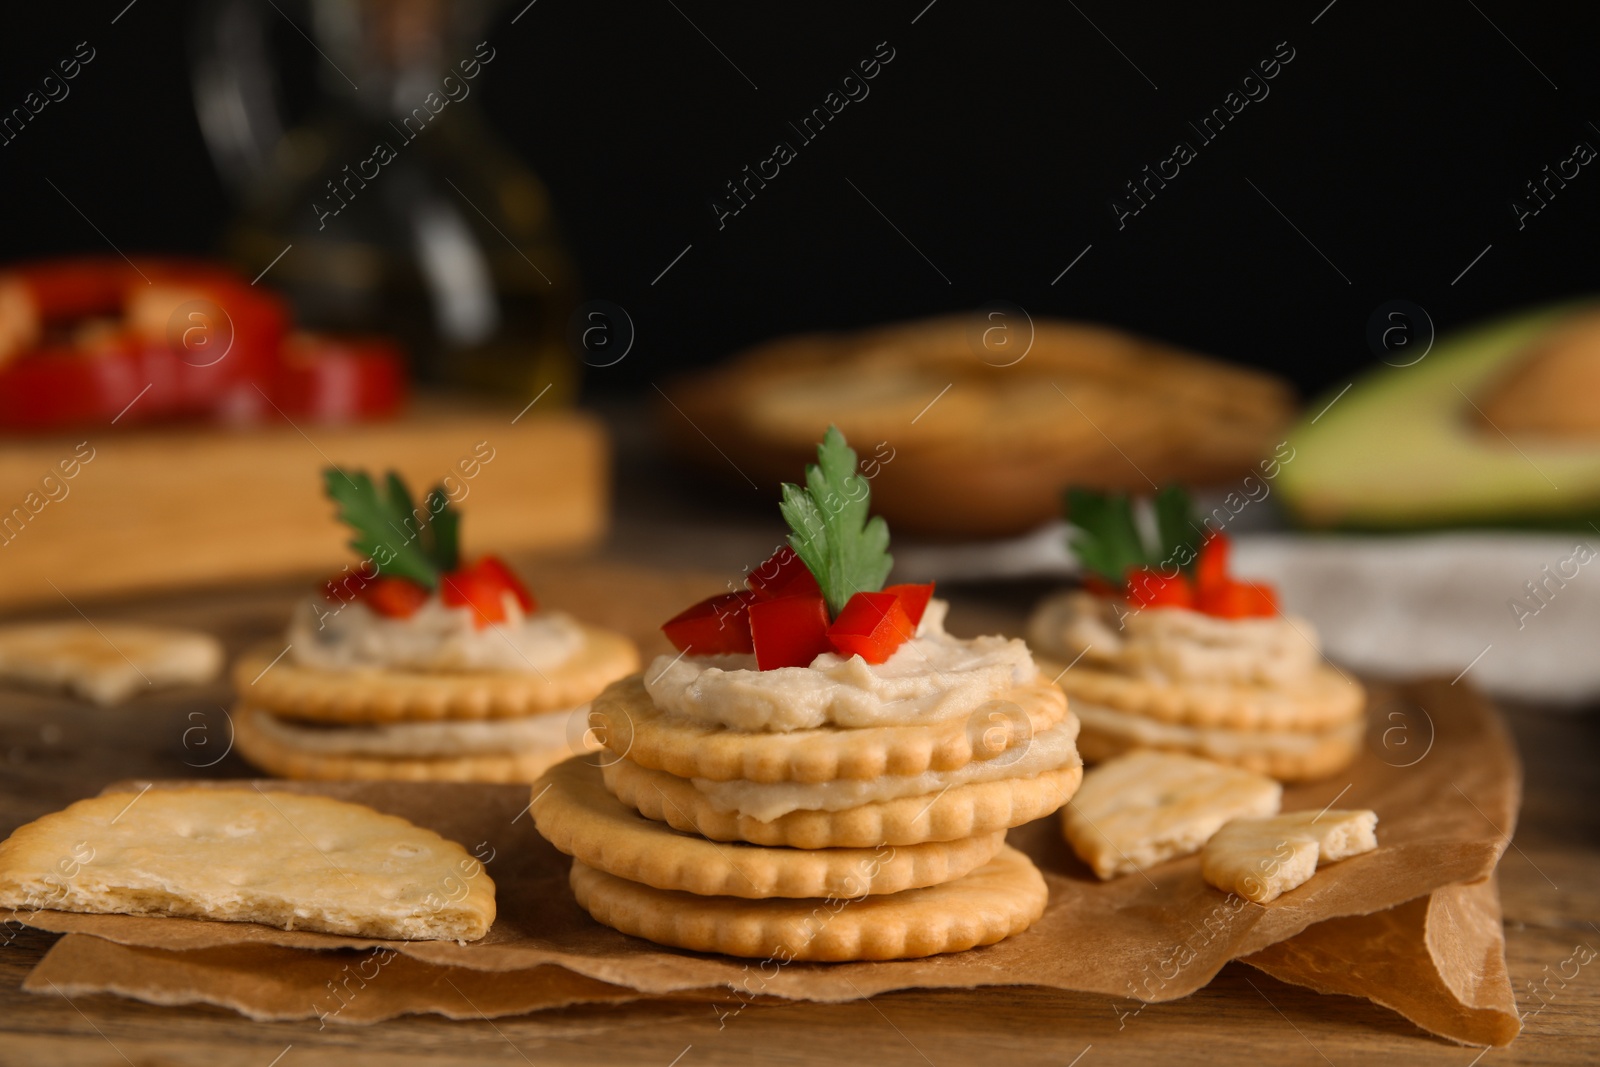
(1243, 876, 1521, 1046)
(17, 678, 1521, 1043)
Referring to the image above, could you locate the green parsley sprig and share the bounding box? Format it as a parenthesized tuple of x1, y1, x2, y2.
(779, 427, 892, 617)
(1066, 484, 1201, 586)
(324, 468, 460, 587)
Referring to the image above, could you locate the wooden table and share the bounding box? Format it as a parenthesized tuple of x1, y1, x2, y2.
(0, 556, 1595, 1067)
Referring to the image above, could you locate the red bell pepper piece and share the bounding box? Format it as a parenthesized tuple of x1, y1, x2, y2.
(749, 593, 833, 670)
(826, 591, 915, 664)
(662, 592, 757, 654)
(1082, 575, 1120, 599)
(883, 582, 935, 627)
(441, 555, 538, 628)
(1124, 567, 1195, 610)
(277, 332, 406, 423)
(745, 546, 821, 600)
(361, 576, 430, 619)
(1197, 578, 1278, 618)
(1194, 534, 1231, 593)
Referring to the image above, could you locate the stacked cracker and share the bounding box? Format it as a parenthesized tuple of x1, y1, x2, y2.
(534, 671, 1082, 962)
(1030, 489, 1366, 783)
(1033, 594, 1365, 781)
(532, 429, 1085, 961)
(232, 628, 637, 782)
(231, 467, 639, 782)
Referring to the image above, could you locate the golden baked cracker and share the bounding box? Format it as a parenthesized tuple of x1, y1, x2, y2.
(568, 844, 1047, 961)
(232, 624, 639, 723)
(1062, 751, 1281, 880)
(1072, 700, 1364, 782)
(1202, 809, 1378, 904)
(0, 622, 222, 706)
(1045, 659, 1365, 732)
(0, 788, 494, 940)
(532, 758, 1005, 898)
(602, 757, 1083, 849)
(591, 676, 1068, 783)
(232, 706, 579, 783)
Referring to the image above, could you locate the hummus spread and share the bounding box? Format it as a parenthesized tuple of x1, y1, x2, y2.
(689, 716, 1081, 820)
(643, 600, 1038, 732)
(288, 594, 584, 674)
(1027, 590, 1318, 687)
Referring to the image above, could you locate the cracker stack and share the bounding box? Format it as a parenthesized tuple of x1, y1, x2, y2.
(532, 677, 1083, 962)
(1035, 625, 1366, 783)
(230, 626, 638, 783)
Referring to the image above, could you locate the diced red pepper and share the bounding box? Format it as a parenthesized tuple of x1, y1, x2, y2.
(470, 555, 536, 613)
(1124, 567, 1195, 610)
(826, 591, 915, 664)
(745, 546, 821, 600)
(662, 592, 757, 655)
(883, 582, 935, 627)
(749, 594, 833, 670)
(441, 555, 538, 628)
(1082, 575, 1120, 599)
(1194, 534, 1231, 593)
(361, 576, 430, 619)
(1197, 579, 1278, 619)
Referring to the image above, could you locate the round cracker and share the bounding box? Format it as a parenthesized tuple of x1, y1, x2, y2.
(568, 844, 1047, 961)
(1072, 700, 1364, 782)
(602, 757, 1083, 849)
(233, 705, 574, 783)
(591, 676, 1068, 783)
(232, 624, 639, 724)
(1041, 658, 1365, 733)
(532, 757, 1006, 898)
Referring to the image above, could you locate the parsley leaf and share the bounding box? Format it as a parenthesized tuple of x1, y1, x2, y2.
(1065, 488, 1146, 585)
(1066, 484, 1201, 585)
(779, 427, 892, 617)
(323, 468, 460, 587)
(1153, 484, 1202, 570)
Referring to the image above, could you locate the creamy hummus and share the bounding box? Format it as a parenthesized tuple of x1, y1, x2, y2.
(643, 599, 1039, 732)
(689, 716, 1081, 820)
(250, 705, 593, 758)
(287, 594, 584, 674)
(1028, 590, 1319, 687)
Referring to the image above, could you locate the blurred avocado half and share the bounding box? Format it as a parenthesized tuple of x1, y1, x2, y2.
(1280, 302, 1600, 529)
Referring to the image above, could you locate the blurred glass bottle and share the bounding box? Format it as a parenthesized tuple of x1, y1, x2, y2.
(190, 0, 577, 399)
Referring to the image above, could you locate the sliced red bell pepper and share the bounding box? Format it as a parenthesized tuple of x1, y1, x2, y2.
(749, 593, 833, 670)
(277, 332, 406, 423)
(1197, 579, 1278, 619)
(826, 591, 915, 664)
(441, 555, 537, 628)
(883, 582, 935, 627)
(745, 546, 821, 600)
(662, 592, 757, 655)
(1194, 533, 1231, 593)
(1124, 567, 1195, 610)
(362, 576, 430, 619)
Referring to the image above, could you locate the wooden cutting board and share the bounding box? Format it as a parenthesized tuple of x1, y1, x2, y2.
(0, 402, 607, 610)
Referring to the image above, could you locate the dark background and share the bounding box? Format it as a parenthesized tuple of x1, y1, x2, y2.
(3, 0, 1598, 401)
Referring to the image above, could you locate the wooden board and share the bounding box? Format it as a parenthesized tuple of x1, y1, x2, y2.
(0, 560, 1595, 1065)
(0, 404, 608, 610)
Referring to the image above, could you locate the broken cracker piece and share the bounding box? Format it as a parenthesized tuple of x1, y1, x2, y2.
(1202, 809, 1379, 904)
(1062, 750, 1281, 880)
(0, 788, 495, 941)
(0, 622, 222, 706)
